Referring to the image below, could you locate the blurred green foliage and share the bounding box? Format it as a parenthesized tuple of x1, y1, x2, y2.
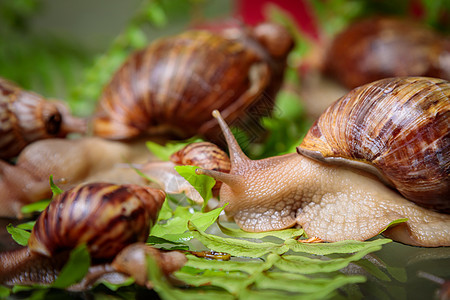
(0, 0, 229, 116)
(0, 0, 91, 102)
(310, 0, 450, 36)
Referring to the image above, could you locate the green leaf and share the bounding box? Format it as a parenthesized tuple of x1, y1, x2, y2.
(6, 223, 31, 246)
(16, 221, 36, 231)
(0, 285, 10, 298)
(272, 244, 385, 275)
(188, 222, 289, 258)
(190, 205, 226, 231)
(101, 277, 135, 291)
(255, 272, 365, 295)
(147, 235, 184, 245)
(52, 244, 91, 289)
(353, 259, 391, 282)
(379, 218, 408, 234)
(175, 165, 216, 210)
(285, 238, 392, 255)
(145, 0, 168, 28)
(150, 205, 225, 244)
(21, 199, 51, 214)
(150, 205, 193, 243)
(218, 222, 304, 240)
(184, 255, 265, 274)
(124, 25, 147, 48)
(49, 175, 63, 196)
(145, 139, 202, 161)
(175, 270, 250, 295)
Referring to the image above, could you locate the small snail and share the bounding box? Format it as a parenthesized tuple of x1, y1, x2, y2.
(325, 17, 450, 89)
(196, 77, 450, 247)
(0, 137, 151, 218)
(0, 183, 172, 287)
(93, 22, 293, 143)
(138, 141, 230, 203)
(0, 77, 87, 159)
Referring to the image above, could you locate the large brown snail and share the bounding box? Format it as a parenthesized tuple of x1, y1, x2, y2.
(196, 77, 450, 247)
(325, 17, 450, 89)
(0, 77, 86, 160)
(93, 22, 293, 143)
(0, 182, 186, 288)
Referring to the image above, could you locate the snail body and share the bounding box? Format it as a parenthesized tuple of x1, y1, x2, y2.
(93, 23, 293, 142)
(0, 182, 169, 286)
(0, 77, 86, 159)
(197, 77, 450, 247)
(0, 137, 151, 218)
(325, 17, 450, 89)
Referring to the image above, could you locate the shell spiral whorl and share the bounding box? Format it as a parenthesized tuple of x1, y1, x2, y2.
(28, 183, 166, 260)
(298, 77, 450, 212)
(93, 24, 293, 142)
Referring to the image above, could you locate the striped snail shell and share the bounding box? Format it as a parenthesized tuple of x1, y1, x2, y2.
(325, 17, 450, 89)
(93, 23, 293, 143)
(0, 77, 87, 159)
(297, 77, 450, 212)
(170, 142, 231, 195)
(28, 183, 166, 260)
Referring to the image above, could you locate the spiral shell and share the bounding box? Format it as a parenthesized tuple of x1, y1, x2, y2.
(170, 142, 231, 195)
(325, 17, 450, 89)
(298, 77, 450, 212)
(28, 183, 166, 260)
(0, 78, 87, 159)
(170, 142, 231, 173)
(93, 23, 293, 142)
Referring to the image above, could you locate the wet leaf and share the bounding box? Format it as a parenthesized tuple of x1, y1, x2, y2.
(175, 165, 216, 210)
(184, 255, 265, 274)
(146, 139, 202, 161)
(49, 174, 63, 196)
(100, 277, 135, 291)
(285, 238, 391, 255)
(353, 259, 391, 281)
(16, 221, 35, 231)
(218, 222, 304, 240)
(188, 222, 289, 258)
(20, 199, 51, 215)
(0, 285, 10, 298)
(52, 244, 91, 289)
(255, 272, 365, 295)
(379, 218, 408, 234)
(6, 223, 30, 246)
(175, 270, 250, 294)
(272, 244, 385, 274)
(147, 254, 234, 300)
(150, 205, 224, 243)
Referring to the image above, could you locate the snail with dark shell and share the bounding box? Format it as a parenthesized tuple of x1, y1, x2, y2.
(196, 77, 450, 247)
(93, 22, 293, 143)
(325, 17, 450, 89)
(137, 141, 231, 203)
(0, 77, 87, 160)
(0, 182, 187, 288)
